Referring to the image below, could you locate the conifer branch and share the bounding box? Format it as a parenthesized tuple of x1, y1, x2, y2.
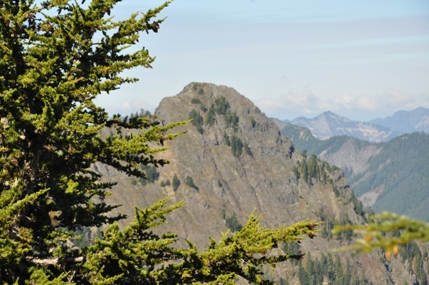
(332, 212, 429, 259)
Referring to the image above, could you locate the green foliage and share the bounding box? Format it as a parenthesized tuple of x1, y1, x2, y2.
(317, 208, 354, 242)
(295, 153, 333, 185)
(192, 83, 206, 95)
(400, 242, 429, 285)
(282, 123, 429, 222)
(172, 174, 180, 192)
(72, 227, 103, 249)
(337, 212, 353, 241)
(160, 179, 170, 187)
(189, 109, 204, 134)
(308, 154, 318, 179)
(350, 132, 429, 221)
(399, 240, 421, 263)
(214, 96, 230, 115)
(225, 111, 239, 132)
(281, 125, 371, 161)
(244, 143, 252, 156)
(349, 192, 365, 219)
(301, 159, 309, 183)
(191, 98, 201, 104)
(129, 108, 152, 120)
(333, 212, 429, 285)
(326, 178, 340, 197)
(318, 208, 334, 240)
(0, 0, 184, 281)
(205, 105, 216, 126)
(231, 134, 243, 157)
(0, 1, 322, 283)
(86, 206, 321, 285)
(200, 97, 237, 132)
(184, 176, 198, 191)
(293, 166, 300, 179)
(223, 131, 231, 146)
(283, 239, 366, 285)
(332, 184, 340, 197)
(225, 212, 242, 232)
(297, 253, 365, 285)
(282, 239, 302, 265)
(82, 198, 185, 284)
(138, 164, 160, 186)
(332, 212, 429, 258)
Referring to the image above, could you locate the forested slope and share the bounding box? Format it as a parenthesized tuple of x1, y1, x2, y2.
(279, 123, 429, 221)
(350, 132, 429, 220)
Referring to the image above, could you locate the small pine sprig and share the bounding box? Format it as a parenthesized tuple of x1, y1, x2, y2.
(332, 212, 429, 259)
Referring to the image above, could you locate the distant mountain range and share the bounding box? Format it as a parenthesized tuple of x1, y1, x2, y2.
(278, 122, 429, 222)
(286, 107, 429, 142)
(370, 107, 429, 134)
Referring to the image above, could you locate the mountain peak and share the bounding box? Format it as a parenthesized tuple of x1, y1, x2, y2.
(320, 110, 338, 117)
(291, 111, 399, 142)
(156, 82, 293, 157)
(102, 82, 406, 284)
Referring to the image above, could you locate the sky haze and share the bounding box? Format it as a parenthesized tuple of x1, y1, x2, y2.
(95, 0, 429, 122)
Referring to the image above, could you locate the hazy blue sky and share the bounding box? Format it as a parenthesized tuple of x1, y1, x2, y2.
(95, 0, 429, 121)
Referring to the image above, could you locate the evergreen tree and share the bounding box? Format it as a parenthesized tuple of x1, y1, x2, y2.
(172, 173, 181, 192)
(293, 165, 300, 179)
(231, 134, 243, 157)
(300, 159, 309, 183)
(205, 105, 216, 126)
(139, 164, 160, 185)
(184, 175, 198, 191)
(189, 109, 204, 134)
(191, 98, 201, 104)
(223, 131, 231, 146)
(308, 154, 318, 180)
(298, 263, 310, 285)
(0, 1, 321, 283)
(225, 110, 239, 131)
(214, 96, 230, 115)
(225, 212, 242, 232)
(244, 143, 252, 156)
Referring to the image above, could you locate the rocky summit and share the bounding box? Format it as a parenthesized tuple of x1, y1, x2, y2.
(95, 82, 427, 284)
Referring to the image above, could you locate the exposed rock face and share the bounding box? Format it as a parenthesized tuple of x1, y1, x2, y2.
(152, 83, 356, 241)
(318, 138, 381, 181)
(96, 82, 421, 284)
